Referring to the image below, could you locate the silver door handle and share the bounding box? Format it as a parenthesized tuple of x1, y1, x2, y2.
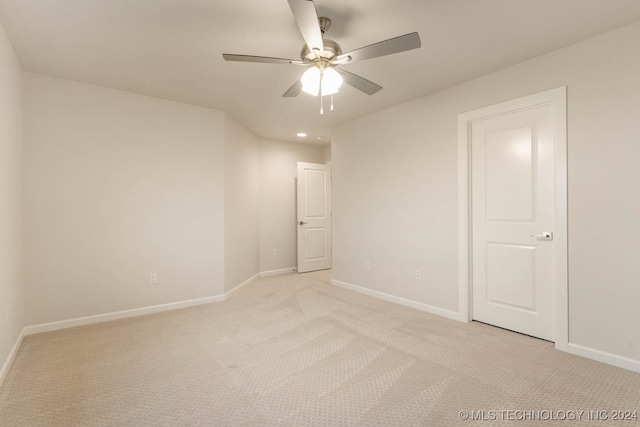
(531, 232, 553, 240)
(299, 221, 307, 225)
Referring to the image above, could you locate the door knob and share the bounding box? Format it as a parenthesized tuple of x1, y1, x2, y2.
(299, 220, 308, 225)
(531, 231, 553, 240)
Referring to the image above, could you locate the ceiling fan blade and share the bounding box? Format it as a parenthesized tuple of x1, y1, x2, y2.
(337, 69, 382, 95)
(287, 0, 324, 56)
(336, 32, 421, 63)
(223, 54, 304, 65)
(283, 80, 303, 97)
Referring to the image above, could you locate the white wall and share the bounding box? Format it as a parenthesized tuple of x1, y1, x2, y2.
(23, 73, 226, 325)
(321, 144, 331, 164)
(258, 139, 325, 273)
(0, 19, 24, 376)
(333, 22, 640, 362)
(224, 115, 259, 292)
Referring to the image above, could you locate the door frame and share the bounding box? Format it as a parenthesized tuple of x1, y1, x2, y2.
(457, 87, 568, 350)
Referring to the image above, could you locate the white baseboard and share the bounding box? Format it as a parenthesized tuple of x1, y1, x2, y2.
(259, 267, 296, 277)
(23, 294, 225, 336)
(6, 274, 638, 387)
(24, 274, 268, 337)
(331, 279, 464, 322)
(224, 273, 259, 298)
(331, 280, 640, 373)
(3, 273, 264, 386)
(566, 343, 640, 373)
(0, 329, 25, 387)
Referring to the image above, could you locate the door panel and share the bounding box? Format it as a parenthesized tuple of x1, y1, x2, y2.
(485, 125, 534, 221)
(304, 228, 327, 260)
(486, 243, 536, 311)
(472, 104, 555, 341)
(304, 169, 327, 217)
(297, 162, 331, 273)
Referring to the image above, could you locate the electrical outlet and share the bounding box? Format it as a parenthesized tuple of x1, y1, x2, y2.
(364, 261, 371, 271)
(272, 249, 278, 257)
(149, 273, 158, 284)
(415, 270, 421, 281)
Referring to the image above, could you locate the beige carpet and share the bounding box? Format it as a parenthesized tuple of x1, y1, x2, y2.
(1, 271, 639, 426)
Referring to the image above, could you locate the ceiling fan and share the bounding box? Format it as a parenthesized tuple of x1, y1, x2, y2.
(223, 0, 421, 112)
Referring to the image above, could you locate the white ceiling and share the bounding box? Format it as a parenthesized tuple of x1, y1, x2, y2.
(2, 0, 640, 144)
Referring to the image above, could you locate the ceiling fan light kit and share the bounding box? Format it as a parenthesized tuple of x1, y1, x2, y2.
(223, 0, 421, 115)
(301, 67, 342, 96)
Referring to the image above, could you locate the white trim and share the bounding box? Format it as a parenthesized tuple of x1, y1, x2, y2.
(457, 109, 472, 323)
(24, 294, 225, 336)
(23, 274, 265, 336)
(4, 268, 638, 385)
(552, 90, 569, 349)
(457, 87, 568, 349)
(331, 279, 464, 322)
(0, 329, 25, 387)
(259, 267, 296, 277)
(566, 343, 640, 374)
(224, 273, 259, 298)
(3, 274, 262, 384)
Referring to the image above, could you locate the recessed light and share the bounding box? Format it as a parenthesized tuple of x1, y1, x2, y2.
(316, 136, 324, 141)
(297, 132, 307, 137)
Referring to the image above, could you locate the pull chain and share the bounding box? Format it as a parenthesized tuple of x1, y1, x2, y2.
(316, 70, 336, 115)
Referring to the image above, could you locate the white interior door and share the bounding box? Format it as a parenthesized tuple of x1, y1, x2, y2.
(297, 162, 331, 273)
(471, 103, 556, 341)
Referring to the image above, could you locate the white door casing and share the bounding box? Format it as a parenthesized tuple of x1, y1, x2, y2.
(458, 87, 567, 347)
(297, 162, 331, 273)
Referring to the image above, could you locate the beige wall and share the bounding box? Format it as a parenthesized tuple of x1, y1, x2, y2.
(321, 144, 331, 164)
(20, 72, 311, 324)
(0, 20, 24, 375)
(23, 73, 226, 325)
(224, 115, 259, 292)
(258, 139, 325, 273)
(333, 22, 640, 362)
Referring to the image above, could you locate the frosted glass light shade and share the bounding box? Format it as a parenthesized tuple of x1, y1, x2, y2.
(301, 66, 343, 97)
(321, 67, 343, 96)
(301, 67, 321, 96)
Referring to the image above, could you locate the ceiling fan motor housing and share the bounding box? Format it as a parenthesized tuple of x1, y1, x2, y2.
(300, 38, 342, 63)
(300, 17, 341, 64)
